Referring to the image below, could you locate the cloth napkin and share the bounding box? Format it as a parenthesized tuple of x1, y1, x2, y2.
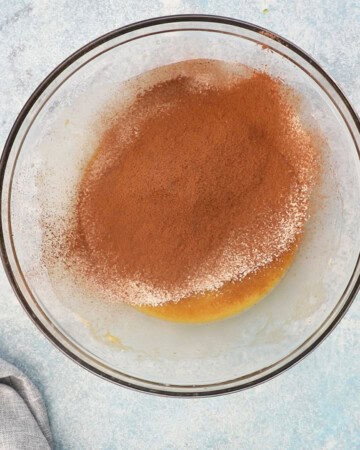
(0, 358, 52, 450)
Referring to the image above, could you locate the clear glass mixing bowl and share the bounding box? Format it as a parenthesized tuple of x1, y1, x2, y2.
(1, 15, 359, 396)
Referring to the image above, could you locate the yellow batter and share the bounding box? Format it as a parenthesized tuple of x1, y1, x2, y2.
(136, 242, 297, 323)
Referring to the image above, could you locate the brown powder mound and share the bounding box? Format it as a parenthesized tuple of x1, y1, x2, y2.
(61, 60, 319, 306)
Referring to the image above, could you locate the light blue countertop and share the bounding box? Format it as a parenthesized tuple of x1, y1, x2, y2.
(0, 1, 359, 449)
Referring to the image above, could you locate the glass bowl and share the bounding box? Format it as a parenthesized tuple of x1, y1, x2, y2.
(1, 15, 359, 397)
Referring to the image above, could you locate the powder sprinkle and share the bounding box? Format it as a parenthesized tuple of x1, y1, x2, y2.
(43, 59, 320, 307)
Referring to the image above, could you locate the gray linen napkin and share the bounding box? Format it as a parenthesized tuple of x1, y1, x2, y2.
(0, 358, 52, 450)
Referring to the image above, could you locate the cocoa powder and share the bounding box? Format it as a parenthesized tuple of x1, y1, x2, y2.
(56, 60, 319, 306)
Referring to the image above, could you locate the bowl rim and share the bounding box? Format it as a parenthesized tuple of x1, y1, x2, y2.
(1, 14, 359, 397)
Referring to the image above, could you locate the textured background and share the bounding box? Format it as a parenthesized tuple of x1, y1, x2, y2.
(0, 1, 359, 449)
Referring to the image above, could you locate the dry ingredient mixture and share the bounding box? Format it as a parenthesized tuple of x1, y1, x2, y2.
(45, 60, 320, 308)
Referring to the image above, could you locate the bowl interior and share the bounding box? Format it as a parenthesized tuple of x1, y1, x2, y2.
(2, 18, 360, 394)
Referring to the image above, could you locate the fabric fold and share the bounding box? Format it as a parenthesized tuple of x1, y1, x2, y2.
(0, 359, 52, 450)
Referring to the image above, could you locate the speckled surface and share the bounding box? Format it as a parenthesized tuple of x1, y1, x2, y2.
(0, 1, 359, 449)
